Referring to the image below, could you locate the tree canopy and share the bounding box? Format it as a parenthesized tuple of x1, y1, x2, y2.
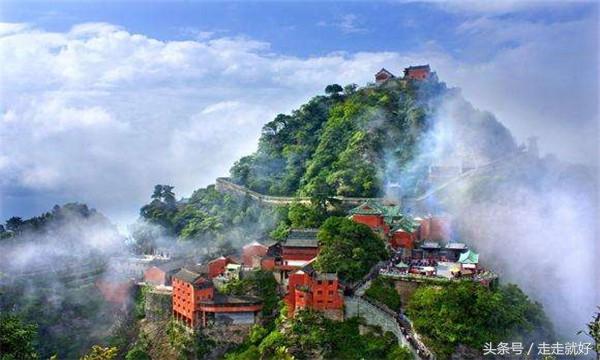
(406, 282, 553, 359)
(0, 314, 38, 360)
(314, 217, 387, 283)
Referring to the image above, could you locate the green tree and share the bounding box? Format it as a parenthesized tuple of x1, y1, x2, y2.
(222, 270, 279, 316)
(0, 314, 38, 360)
(5, 217, 24, 233)
(315, 217, 387, 282)
(287, 201, 324, 228)
(325, 84, 343, 96)
(406, 282, 552, 359)
(80, 345, 118, 360)
(581, 307, 600, 357)
(365, 276, 402, 311)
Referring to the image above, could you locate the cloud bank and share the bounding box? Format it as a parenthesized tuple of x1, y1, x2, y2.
(0, 8, 597, 225)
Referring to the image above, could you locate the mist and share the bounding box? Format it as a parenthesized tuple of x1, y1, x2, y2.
(0, 204, 134, 358)
(398, 89, 599, 339)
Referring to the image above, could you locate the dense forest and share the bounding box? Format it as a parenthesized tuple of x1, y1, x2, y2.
(229, 76, 516, 199)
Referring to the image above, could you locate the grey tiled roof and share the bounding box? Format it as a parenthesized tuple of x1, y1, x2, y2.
(285, 229, 319, 248)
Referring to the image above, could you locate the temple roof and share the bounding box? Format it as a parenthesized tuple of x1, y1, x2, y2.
(208, 293, 263, 305)
(391, 216, 420, 233)
(375, 68, 395, 77)
(404, 64, 430, 71)
(349, 200, 385, 215)
(173, 268, 205, 284)
(421, 241, 441, 249)
(445, 242, 467, 250)
(285, 229, 319, 248)
(153, 260, 185, 273)
(243, 240, 267, 249)
(301, 261, 337, 281)
(458, 250, 479, 264)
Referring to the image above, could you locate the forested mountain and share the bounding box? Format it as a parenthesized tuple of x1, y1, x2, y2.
(230, 75, 516, 199)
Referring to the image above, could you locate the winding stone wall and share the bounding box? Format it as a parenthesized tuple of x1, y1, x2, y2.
(345, 296, 410, 347)
(215, 178, 384, 207)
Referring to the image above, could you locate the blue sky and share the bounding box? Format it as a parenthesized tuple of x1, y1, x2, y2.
(2, 1, 593, 58)
(0, 1, 598, 225)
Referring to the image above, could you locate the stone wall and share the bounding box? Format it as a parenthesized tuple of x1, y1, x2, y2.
(215, 177, 384, 207)
(345, 296, 410, 348)
(345, 296, 434, 359)
(145, 288, 172, 322)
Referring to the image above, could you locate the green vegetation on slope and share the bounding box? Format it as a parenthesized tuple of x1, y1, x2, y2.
(137, 184, 281, 250)
(0, 313, 39, 360)
(230, 80, 443, 198)
(364, 276, 402, 311)
(221, 270, 279, 317)
(406, 282, 553, 359)
(0, 203, 113, 241)
(225, 310, 412, 360)
(315, 217, 387, 283)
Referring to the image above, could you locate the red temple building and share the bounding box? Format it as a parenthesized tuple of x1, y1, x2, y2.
(374, 68, 395, 84)
(207, 256, 237, 278)
(348, 200, 389, 234)
(242, 241, 269, 268)
(143, 260, 184, 286)
(280, 229, 320, 271)
(350, 200, 436, 251)
(403, 65, 431, 80)
(390, 227, 417, 250)
(284, 262, 344, 320)
(172, 267, 263, 329)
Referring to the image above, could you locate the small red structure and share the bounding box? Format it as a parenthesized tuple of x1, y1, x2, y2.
(404, 65, 430, 80)
(242, 241, 269, 267)
(389, 228, 416, 249)
(143, 260, 184, 286)
(284, 262, 344, 320)
(348, 200, 387, 234)
(375, 68, 395, 84)
(207, 256, 237, 278)
(260, 257, 276, 271)
(280, 229, 319, 271)
(172, 267, 263, 329)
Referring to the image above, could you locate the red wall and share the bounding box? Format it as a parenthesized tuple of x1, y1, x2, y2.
(282, 247, 319, 261)
(285, 271, 343, 317)
(351, 214, 385, 230)
(406, 68, 429, 80)
(390, 231, 415, 249)
(261, 257, 276, 271)
(172, 276, 215, 328)
(310, 278, 343, 311)
(294, 288, 312, 311)
(208, 257, 235, 278)
(144, 266, 167, 286)
(242, 244, 268, 266)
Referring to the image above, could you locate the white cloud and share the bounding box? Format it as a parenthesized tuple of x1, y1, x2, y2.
(0, 14, 596, 225)
(318, 14, 368, 34)
(0, 22, 403, 224)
